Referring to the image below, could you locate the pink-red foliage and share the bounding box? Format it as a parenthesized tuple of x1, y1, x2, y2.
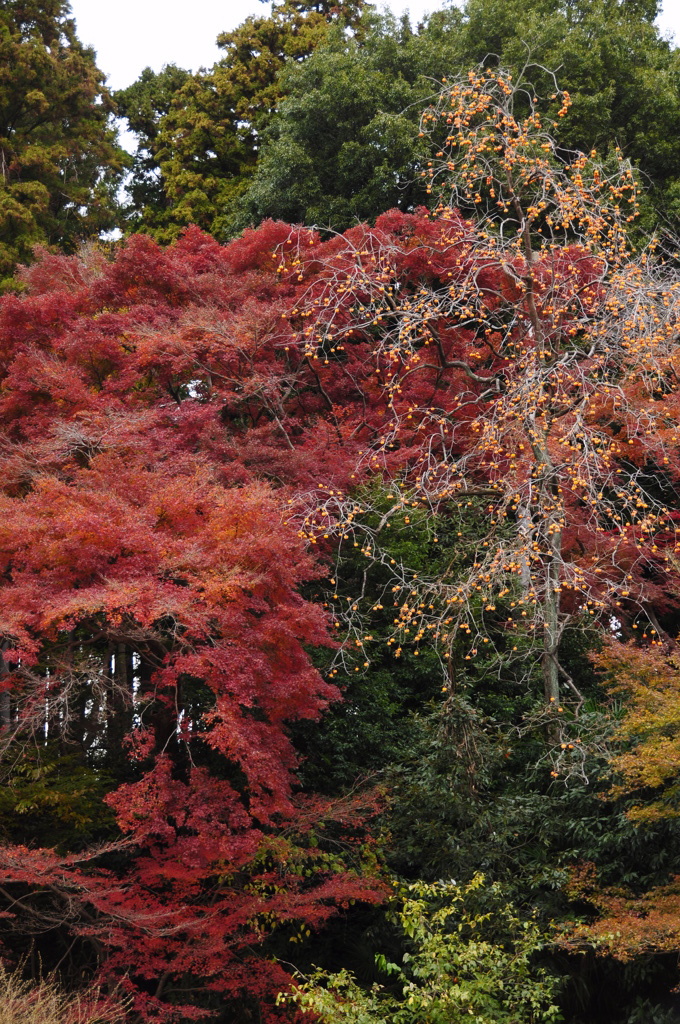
(2, 206, 679, 1016)
(0, 223, 389, 1020)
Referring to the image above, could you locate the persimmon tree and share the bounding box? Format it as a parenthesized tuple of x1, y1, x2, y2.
(281, 70, 680, 729)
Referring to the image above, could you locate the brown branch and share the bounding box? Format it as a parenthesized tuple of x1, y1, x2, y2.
(425, 319, 498, 383)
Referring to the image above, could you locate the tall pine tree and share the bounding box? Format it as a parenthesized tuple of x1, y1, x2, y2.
(0, 0, 126, 289)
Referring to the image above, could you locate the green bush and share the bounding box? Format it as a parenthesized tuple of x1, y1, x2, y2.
(283, 874, 562, 1024)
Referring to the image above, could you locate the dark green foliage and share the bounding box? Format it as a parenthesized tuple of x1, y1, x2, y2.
(236, 10, 464, 231)
(383, 693, 680, 900)
(115, 0, 366, 242)
(114, 65, 192, 236)
(292, 654, 436, 794)
(292, 489, 495, 794)
(0, 742, 116, 851)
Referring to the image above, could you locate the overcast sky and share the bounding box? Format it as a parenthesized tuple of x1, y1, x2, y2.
(69, 0, 680, 93)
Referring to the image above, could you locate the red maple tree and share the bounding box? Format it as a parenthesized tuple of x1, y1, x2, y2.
(0, 226, 385, 1021)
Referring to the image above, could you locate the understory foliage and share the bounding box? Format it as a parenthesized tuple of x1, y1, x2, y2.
(2, 62, 680, 1024)
(286, 876, 562, 1024)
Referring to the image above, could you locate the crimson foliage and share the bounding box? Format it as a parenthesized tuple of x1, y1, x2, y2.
(1, 205, 679, 1018)
(0, 224, 387, 1021)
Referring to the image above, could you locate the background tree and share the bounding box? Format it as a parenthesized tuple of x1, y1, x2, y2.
(235, 9, 464, 232)
(209, 0, 680, 238)
(0, 0, 126, 289)
(113, 65, 191, 236)
(115, 0, 365, 243)
(112, 0, 680, 243)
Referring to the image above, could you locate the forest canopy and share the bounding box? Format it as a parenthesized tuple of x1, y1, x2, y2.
(2, 3, 680, 1024)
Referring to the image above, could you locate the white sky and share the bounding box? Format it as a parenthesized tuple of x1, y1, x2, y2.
(69, 0, 680, 93)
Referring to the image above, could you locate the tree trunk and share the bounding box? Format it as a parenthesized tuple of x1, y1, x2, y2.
(542, 531, 561, 705)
